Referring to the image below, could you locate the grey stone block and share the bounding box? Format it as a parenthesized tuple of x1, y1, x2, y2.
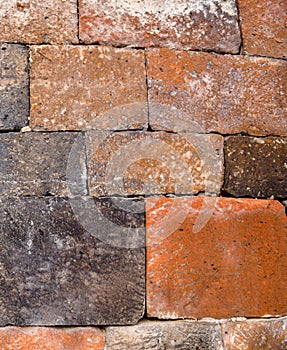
(0, 132, 86, 196)
(0, 44, 29, 130)
(105, 320, 224, 349)
(0, 197, 145, 325)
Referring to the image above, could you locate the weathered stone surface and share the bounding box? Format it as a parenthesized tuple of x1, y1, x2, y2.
(0, 0, 78, 44)
(222, 318, 287, 349)
(0, 44, 29, 131)
(30, 45, 147, 131)
(146, 49, 287, 136)
(0, 132, 86, 196)
(0, 327, 105, 350)
(224, 136, 287, 198)
(79, 0, 241, 53)
(146, 197, 287, 319)
(0, 197, 145, 325)
(86, 131, 224, 196)
(238, 0, 287, 59)
(106, 320, 224, 350)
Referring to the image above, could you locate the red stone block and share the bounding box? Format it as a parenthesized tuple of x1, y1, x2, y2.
(0, 327, 104, 350)
(238, 0, 287, 59)
(146, 49, 287, 136)
(79, 0, 241, 53)
(30, 45, 147, 131)
(146, 197, 287, 319)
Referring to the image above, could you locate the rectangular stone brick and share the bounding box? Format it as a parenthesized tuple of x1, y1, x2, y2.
(0, 197, 145, 325)
(224, 136, 287, 198)
(106, 320, 224, 350)
(0, 0, 78, 44)
(147, 49, 287, 136)
(86, 131, 224, 196)
(238, 0, 287, 59)
(30, 45, 147, 131)
(146, 196, 287, 319)
(0, 44, 29, 131)
(79, 0, 241, 53)
(0, 327, 105, 350)
(0, 132, 86, 197)
(222, 318, 287, 349)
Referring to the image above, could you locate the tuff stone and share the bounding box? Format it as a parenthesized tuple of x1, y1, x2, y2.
(0, 132, 86, 197)
(86, 131, 224, 196)
(30, 45, 147, 131)
(224, 136, 287, 198)
(222, 318, 287, 349)
(106, 320, 224, 350)
(0, 44, 29, 131)
(238, 0, 287, 59)
(0, 0, 78, 44)
(0, 327, 105, 350)
(146, 196, 287, 319)
(0, 197, 145, 325)
(146, 49, 287, 136)
(79, 0, 241, 53)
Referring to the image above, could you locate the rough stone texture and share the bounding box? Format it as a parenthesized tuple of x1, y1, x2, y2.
(0, 327, 105, 350)
(224, 136, 287, 198)
(0, 0, 78, 44)
(222, 318, 287, 349)
(0, 132, 86, 197)
(79, 0, 241, 53)
(86, 131, 224, 196)
(0, 44, 29, 131)
(146, 49, 287, 136)
(238, 0, 287, 59)
(0, 197, 145, 325)
(106, 320, 224, 350)
(146, 196, 287, 319)
(30, 45, 147, 131)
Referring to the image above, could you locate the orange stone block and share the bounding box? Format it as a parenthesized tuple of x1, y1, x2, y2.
(146, 49, 287, 136)
(30, 45, 147, 131)
(146, 197, 287, 319)
(222, 318, 287, 349)
(238, 0, 287, 59)
(0, 0, 78, 44)
(0, 327, 105, 350)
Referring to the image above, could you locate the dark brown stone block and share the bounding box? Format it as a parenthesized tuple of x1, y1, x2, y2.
(0, 132, 86, 197)
(224, 136, 287, 198)
(0, 44, 29, 131)
(0, 197, 145, 325)
(106, 321, 224, 349)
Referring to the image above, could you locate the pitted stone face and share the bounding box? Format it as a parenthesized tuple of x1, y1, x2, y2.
(0, 0, 78, 44)
(79, 0, 241, 53)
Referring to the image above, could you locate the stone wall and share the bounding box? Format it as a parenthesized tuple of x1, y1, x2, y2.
(0, 0, 286, 349)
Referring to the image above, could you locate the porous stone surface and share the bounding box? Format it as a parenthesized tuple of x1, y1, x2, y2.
(106, 320, 224, 349)
(0, 44, 29, 130)
(86, 131, 224, 196)
(224, 136, 287, 198)
(146, 49, 287, 136)
(238, 0, 287, 59)
(0, 197, 145, 325)
(30, 45, 147, 131)
(146, 196, 287, 319)
(79, 0, 241, 53)
(0, 327, 105, 350)
(0, 0, 78, 44)
(222, 318, 287, 349)
(0, 132, 86, 197)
